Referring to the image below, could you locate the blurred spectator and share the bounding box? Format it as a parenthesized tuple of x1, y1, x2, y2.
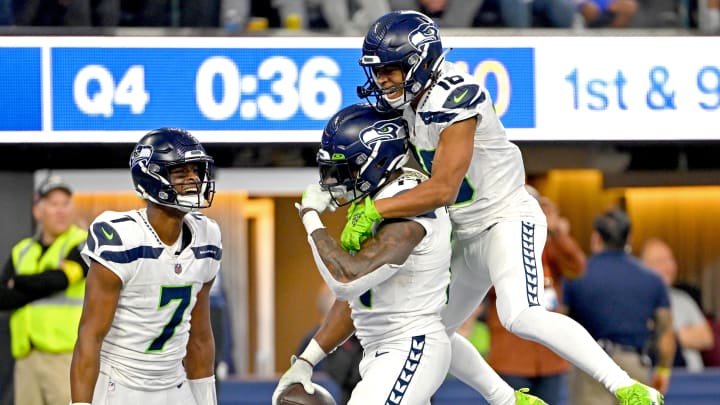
(273, 0, 307, 29)
(0, 176, 88, 405)
(631, 0, 679, 28)
(310, 0, 390, 34)
(1, 272, 76, 405)
(297, 284, 362, 404)
(389, 0, 483, 27)
(702, 0, 720, 32)
(502, 0, 576, 27)
(122, 0, 219, 27)
(0, 250, 82, 405)
(575, 0, 637, 28)
(640, 237, 714, 372)
(700, 257, 720, 367)
(0, 0, 12, 25)
(219, 0, 249, 31)
(14, 0, 120, 26)
(487, 188, 586, 405)
(473, 0, 576, 28)
(563, 209, 675, 403)
(239, 0, 307, 31)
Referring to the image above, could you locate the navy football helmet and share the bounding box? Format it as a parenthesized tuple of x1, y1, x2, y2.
(130, 128, 215, 212)
(317, 103, 409, 206)
(357, 10, 445, 111)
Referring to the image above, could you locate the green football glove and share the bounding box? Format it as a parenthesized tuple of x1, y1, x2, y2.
(341, 197, 383, 251)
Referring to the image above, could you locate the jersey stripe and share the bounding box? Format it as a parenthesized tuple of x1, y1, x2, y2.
(100, 246, 164, 264)
(191, 245, 222, 260)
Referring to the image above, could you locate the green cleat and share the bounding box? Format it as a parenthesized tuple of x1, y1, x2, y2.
(615, 381, 664, 405)
(514, 388, 548, 405)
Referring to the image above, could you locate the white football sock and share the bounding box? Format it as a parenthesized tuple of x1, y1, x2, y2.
(509, 306, 634, 393)
(449, 333, 516, 405)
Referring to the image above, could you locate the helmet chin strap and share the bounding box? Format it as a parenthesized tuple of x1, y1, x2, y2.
(140, 186, 200, 213)
(383, 93, 409, 109)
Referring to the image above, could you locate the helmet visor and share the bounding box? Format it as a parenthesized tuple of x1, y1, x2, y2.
(318, 160, 363, 206)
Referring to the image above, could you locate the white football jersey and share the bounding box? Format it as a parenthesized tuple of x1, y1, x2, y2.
(81, 208, 222, 391)
(349, 168, 452, 348)
(404, 61, 544, 240)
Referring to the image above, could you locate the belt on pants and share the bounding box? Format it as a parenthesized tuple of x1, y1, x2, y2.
(597, 339, 652, 367)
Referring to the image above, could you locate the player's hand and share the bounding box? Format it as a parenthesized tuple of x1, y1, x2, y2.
(272, 355, 315, 404)
(297, 184, 336, 215)
(341, 197, 383, 251)
(651, 367, 671, 394)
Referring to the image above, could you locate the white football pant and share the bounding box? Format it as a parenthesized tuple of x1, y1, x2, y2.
(348, 330, 451, 405)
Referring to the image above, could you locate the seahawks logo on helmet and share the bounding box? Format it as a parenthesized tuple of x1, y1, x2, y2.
(130, 145, 153, 168)
(408, 23, 439, 52)
(359, 119, 403, 149)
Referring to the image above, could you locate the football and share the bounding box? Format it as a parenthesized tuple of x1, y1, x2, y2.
(277, 383, 337, 405)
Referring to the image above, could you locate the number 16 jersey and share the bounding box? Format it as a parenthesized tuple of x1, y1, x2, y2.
(81, 208, 222, 391)
(404, 61, 544, 240)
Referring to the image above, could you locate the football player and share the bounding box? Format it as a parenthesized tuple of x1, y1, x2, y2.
(273, 103, 452, 404)
(341, 10, 664, 405)
(70, 128, 221, 405)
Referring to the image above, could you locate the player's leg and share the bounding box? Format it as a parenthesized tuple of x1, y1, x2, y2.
(446, 232, 547, 405)
(347, 331, 450, 405)
(488, 219, 637, 394)
(441, 238, 492, 334)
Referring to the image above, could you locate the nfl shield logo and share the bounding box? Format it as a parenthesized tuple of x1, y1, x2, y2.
(174, 263, 182, 274)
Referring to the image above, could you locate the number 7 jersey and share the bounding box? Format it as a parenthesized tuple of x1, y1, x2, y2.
(81, 208, 222, 390)
(404, 61, 544, 240)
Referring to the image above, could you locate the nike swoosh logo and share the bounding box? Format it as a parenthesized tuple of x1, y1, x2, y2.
(453, 88, 469, 103)
(375, 351, 389, 357)
(101, 227, 114, 240)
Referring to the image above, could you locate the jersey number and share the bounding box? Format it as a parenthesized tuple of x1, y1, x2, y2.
(147, 285, 192, 352)
(436, 75, 464, 90)
(414, 149, 475, 205)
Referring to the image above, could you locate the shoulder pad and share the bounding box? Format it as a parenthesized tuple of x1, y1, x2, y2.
(442, 84, 484, 109)
(87, 211, 140, 251)
(374, 168, 428, 200)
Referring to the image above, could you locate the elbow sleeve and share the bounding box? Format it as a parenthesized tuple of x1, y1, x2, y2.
(307, 235, 398, 300)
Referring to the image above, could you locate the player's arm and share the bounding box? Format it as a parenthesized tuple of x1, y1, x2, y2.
(272, 300, 355, 402)
(373, 117, 476, 218)
(313, 299, 355, 354)
(305, 212, 425, 300)
(70, 260, 121, 403)
(651, 306, 675, 394)
(186, 278, 218, 404)
(313, 218, 424, 281)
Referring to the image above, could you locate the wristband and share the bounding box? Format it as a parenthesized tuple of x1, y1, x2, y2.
(189, 375, 217, 405)
(299, 338, 327, 366)
(301, 211, 325, 235)
(655, 366, 671, 377)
